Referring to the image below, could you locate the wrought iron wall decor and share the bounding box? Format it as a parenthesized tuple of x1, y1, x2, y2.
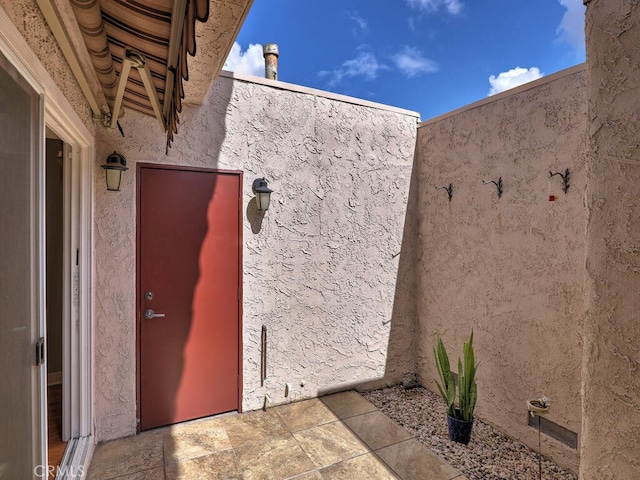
(549, 168, 570, 194)
(435, 183, 453, 202)
(483, 177, 503, 198)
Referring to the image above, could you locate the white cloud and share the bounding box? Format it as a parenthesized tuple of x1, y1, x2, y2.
(557, 0, 586, 53)
(319, 51, 388, 87)
(347, 11, 369, 35)
(408, 17, 416, 32)
(392, 47, 438, 77)
(406, 0, 462, 15)
(488, 67, 544, 96)
(223, 42, 264, 77)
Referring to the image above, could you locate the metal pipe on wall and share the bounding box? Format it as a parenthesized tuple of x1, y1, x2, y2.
(261, 325, 267, 386)
(263, 43, 279, 80)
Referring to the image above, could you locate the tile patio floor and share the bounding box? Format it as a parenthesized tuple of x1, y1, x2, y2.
(87, 390, 466, 480)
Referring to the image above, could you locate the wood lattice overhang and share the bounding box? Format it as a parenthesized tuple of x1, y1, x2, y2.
(69, 0, 209, 151)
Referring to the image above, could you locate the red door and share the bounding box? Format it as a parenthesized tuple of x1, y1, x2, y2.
(137, 165, 241, 430)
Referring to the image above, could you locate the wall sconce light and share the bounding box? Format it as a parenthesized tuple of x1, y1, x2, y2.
(252, 178, 273, 211)
(101, 151, 128, 191)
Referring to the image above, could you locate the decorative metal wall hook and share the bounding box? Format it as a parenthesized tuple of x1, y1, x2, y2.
(549, 168, 570, 194)
(483, 177, 503, 198)
(435, 183, 453, 202)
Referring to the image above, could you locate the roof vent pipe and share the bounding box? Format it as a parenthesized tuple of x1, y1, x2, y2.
(263, 44, 279, 80)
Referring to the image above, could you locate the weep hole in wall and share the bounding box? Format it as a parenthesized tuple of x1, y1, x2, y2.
(527, 415, 578, 449)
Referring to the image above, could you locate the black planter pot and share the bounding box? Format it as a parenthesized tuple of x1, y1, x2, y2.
(447, 413, 474, 445)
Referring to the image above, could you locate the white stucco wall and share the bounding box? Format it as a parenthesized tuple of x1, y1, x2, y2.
(93, 72, 419, 440)
(413, 65, 587, 472)
(0, 0, 95, 131)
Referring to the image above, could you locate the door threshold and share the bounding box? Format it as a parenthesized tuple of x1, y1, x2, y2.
(56, 435, 94, 480)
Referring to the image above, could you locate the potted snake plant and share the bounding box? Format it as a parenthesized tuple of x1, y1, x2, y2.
(433, 330, 478, 444)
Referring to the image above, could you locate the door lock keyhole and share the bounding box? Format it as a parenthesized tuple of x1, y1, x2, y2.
(144, 291, 154, 300)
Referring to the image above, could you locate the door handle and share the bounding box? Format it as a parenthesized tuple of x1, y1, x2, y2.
(144, 309, 166, 319)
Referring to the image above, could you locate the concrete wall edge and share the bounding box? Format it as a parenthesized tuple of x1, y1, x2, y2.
(218, 70, 422, 119)
(418, 63, 587, 128)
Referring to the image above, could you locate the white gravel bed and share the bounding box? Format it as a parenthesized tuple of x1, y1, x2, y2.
(362, 386, 577, 480)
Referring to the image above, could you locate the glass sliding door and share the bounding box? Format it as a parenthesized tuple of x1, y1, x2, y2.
(0, 49, 45, 478)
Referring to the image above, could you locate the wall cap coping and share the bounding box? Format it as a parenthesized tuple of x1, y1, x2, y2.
(418, 63, 586, 128)
(219, 70, 421, 119)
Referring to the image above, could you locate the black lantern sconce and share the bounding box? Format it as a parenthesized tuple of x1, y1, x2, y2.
(101, 151, 128, 191)
(252, 178, 273, 212)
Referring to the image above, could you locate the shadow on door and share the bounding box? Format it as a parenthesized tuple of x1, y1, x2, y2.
(137, 166, 242, 431)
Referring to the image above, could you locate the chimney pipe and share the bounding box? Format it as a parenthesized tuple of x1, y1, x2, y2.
(263, 44, 279, 80)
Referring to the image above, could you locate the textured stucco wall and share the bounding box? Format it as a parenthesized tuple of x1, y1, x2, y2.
(414, 67, 587, 472)
(582, 1, 640, 478)
(93, 73, 418, 440)
(185, 0, 254, 105)
(0, 1, 94, 131)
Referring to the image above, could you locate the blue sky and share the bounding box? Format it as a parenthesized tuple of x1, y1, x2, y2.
(224, 0, 586, 120)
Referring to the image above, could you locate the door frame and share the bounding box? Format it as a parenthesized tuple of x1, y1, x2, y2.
(0, 5, 95, 474)
(135, 163, 244, 431)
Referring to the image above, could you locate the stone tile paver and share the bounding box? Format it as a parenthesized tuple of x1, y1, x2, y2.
(86, 391, 463, 480)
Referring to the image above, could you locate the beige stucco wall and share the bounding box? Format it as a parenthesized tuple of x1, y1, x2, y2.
(186, 0, 254, 105)
(413, 66, 587, 472)
(0, 1, 94, 131)
(93, 72, 418, 441)
(582, 1, 640, 478)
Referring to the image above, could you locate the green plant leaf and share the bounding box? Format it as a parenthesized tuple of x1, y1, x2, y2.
(433, 334, 456, 417)
(470, 381, 477, 414)
(458, 359, 465, 419)
(445, 370, 455, 415)
(459, 330, 477, 421)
